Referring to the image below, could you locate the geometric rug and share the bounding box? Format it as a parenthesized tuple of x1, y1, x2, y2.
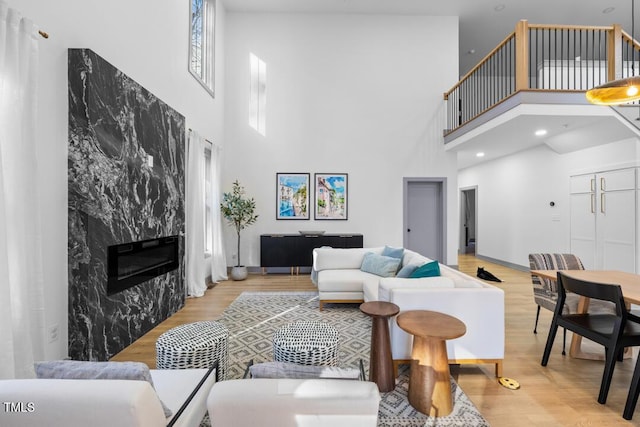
(212, 291, 490, 426)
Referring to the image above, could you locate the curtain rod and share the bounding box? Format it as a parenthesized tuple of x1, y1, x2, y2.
(188, 128, 213, 145)
(38, 30, 48, 39)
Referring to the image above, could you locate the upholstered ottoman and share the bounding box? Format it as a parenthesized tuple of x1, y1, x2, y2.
(273, 321, 339, 366)
(156, 320, 229, 380)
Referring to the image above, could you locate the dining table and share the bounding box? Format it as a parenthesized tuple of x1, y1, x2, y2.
(529, 269, 640, 360)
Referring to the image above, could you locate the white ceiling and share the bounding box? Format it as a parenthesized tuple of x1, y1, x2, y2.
(220, 0, 640, 169)
(220, 0, 637, 76)
(451, 106, 640, 169)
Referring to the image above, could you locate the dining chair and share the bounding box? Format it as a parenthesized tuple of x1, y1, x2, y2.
(529, 253, 585, 354)
(541, 272, 640, 406)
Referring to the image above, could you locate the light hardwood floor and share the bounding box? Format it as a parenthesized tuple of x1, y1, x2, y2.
(112, 255, 640, 426)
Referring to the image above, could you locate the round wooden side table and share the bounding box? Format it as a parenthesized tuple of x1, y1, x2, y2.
(360, 301, 400, 392)
(396, 310, 466, 417)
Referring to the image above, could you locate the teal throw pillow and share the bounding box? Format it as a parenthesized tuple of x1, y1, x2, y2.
(396, 264, 419, 278)
(409, 261, 441, 278)
(360, 252, 402, 278)
(381, 245, 404, 259)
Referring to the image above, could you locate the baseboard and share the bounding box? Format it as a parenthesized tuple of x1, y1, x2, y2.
(475, 254, 529, 272)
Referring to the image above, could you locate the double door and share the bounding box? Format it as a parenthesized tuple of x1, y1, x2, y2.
(570, 168, 636, 272)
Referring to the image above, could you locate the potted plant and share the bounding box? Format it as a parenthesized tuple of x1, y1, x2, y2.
(220, 180, 258, 280)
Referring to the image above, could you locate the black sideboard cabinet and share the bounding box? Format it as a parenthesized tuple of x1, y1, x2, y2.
(260, 234, 363, 268)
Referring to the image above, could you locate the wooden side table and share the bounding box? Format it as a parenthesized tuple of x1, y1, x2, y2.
(360, 301, 400, 392)
(397, 310, 466, 417)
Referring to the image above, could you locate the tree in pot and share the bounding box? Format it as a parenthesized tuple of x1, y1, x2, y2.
(220, 180, 258, 280)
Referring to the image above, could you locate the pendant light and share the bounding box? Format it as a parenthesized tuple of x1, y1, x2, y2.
(586, 0, 640, 105)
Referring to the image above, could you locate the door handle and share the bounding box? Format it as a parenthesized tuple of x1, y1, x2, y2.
(407, 229, 411, 232)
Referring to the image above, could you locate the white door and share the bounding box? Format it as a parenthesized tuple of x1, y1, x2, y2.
(598, 169, 636, 272)
(570, 169, 636, 272)
(404, 179, 445, 262)
(569, 181, 597, 269)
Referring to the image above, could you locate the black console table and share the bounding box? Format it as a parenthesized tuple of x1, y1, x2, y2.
(260, 234, 363, 273)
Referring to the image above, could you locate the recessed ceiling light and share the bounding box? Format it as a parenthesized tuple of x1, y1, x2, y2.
(494, 4, 506, 12)
(603, 7, 615, 14)
(535, 129, 548, 136)
(476, 152, 485, 157)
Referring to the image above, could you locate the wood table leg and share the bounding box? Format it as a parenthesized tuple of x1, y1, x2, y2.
(370, 316, 395, 392)
(409, 335, 453, 417)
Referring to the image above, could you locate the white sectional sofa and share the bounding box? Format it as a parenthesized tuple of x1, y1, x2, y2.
(312, 246, 505, 376)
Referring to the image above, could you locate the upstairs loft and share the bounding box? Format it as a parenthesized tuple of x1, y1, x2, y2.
(445, 20, 640, 169)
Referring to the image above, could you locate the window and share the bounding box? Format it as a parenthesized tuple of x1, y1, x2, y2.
(190, 0, 215, 97)
(204, 145, 212, 254)
(249, 53, 266, 136)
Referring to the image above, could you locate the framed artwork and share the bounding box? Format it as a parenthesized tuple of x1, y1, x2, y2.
(314, 173, 348, 220)
(276, 173, 310, 220)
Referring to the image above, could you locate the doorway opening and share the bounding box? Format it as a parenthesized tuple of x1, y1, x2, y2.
(460, 187, 477, 255)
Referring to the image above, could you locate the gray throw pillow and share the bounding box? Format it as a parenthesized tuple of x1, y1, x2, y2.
(360, 252, 402, 277)
(34, 360, 172, 418)
(249, 361, 360, 380)
(396, 263, 419, 278)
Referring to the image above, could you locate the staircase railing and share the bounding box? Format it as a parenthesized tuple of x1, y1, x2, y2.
(444, 20, 640, 136)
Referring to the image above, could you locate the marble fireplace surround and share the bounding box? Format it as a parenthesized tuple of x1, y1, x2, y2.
(67, 49, 186, 361)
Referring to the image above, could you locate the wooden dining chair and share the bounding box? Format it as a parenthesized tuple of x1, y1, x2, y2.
(541, 272, 640, 406)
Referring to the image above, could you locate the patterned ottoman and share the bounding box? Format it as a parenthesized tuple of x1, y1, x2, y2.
(156, 320, 228, 380)
(273, 321, 339, 366)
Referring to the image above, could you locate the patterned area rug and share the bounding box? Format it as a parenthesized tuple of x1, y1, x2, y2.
(213, 291, 489, 427)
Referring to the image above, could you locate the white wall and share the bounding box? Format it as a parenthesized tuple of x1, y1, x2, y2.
(9, 0, 226, 360)
(223, 13, 460, 266)
(458, 138, 640, 268)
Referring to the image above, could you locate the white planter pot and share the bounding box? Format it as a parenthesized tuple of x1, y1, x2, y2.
(230, 266, 248, 281)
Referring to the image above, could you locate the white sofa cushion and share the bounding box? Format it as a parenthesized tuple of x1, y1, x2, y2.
(377, 276, 455, 301)
(0, 378, 166, 427)
(207, 378, 380, 427)
(314, 247, 383, 271)
(317, 269, 379, 293)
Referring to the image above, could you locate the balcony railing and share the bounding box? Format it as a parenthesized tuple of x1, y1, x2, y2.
(444, 20, 640, 136)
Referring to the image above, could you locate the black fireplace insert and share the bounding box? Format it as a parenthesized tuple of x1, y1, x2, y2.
(107, 236, 179, 295)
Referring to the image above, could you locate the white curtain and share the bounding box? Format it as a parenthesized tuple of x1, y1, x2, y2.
(185, 130, 207, 297)
(209, 144, 227, 282)
(0, 1, 45, 379)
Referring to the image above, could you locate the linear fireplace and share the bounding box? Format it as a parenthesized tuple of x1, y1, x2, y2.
(107, 236, 179, 295)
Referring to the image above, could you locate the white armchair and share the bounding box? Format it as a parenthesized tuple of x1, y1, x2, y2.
(0, 364, 217, 427)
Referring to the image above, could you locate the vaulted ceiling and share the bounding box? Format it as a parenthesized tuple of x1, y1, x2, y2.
(221, 0, 640, 169)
